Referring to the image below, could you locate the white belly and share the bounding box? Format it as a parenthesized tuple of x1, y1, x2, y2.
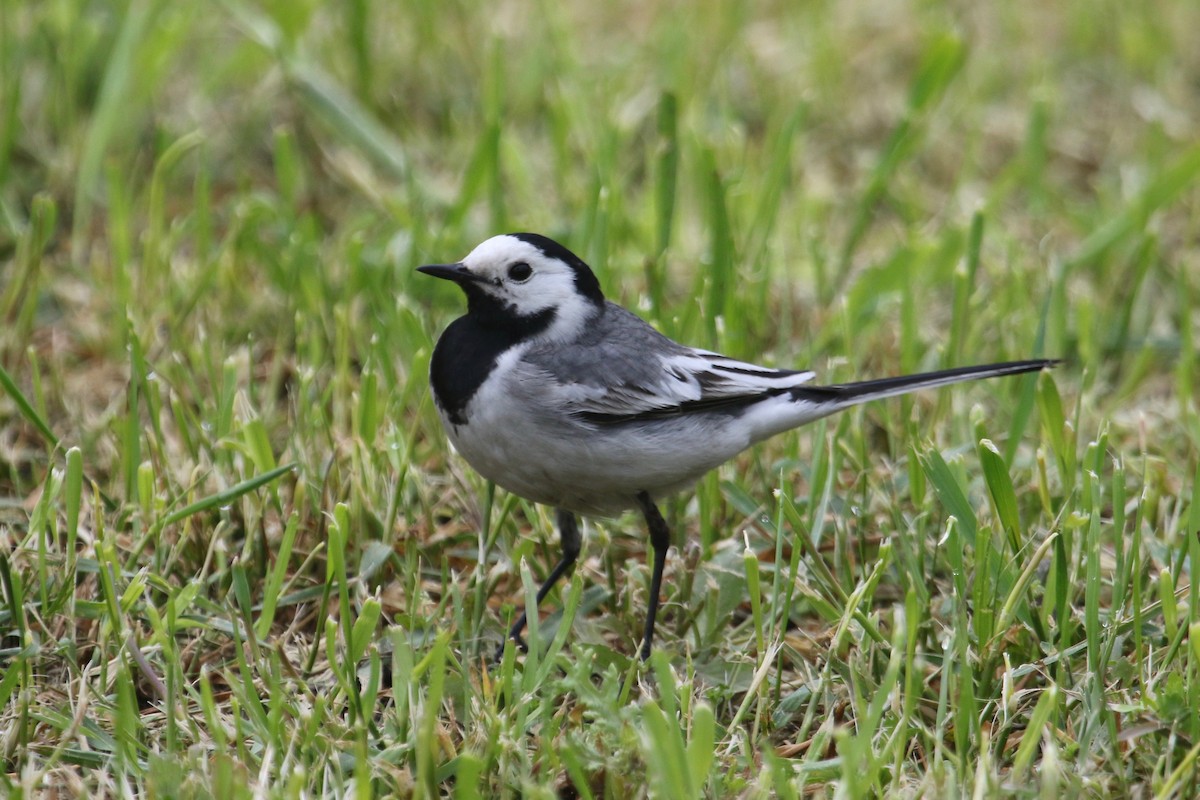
(438, 369, 752, 516)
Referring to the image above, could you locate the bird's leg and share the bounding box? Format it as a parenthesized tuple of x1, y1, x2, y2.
(636, 491, 670, 661)
(496, 508, 581, 661)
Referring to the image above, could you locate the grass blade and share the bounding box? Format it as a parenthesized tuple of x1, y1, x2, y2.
(0, 359, 58, 448)
(159, 463, 296, 529)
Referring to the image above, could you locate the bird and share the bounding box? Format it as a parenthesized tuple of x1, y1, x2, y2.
(419, 232, 1057, 661)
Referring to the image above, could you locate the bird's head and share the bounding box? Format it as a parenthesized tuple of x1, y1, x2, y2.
(419, 233, 605, 337)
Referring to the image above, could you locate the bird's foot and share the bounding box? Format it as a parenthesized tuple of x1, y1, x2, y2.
(493, 632, 529, 663)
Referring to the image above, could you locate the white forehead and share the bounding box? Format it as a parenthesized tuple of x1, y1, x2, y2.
(454, 234, 601, 339)
(462, 235, 548, 271)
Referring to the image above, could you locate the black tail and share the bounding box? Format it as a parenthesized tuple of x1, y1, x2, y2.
(792, 359, 1059, 406)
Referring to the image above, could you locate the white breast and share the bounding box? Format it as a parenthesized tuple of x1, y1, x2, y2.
(437, 347, 754, 516)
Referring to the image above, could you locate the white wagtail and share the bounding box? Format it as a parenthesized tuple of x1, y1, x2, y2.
(419, 233, 1057, 660)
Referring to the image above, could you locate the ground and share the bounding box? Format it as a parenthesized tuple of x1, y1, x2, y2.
(1, 0, 1199, 797)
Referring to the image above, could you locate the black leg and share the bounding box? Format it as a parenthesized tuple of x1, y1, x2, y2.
(495, 508, 581, 660)
(636, 491, 670, 661)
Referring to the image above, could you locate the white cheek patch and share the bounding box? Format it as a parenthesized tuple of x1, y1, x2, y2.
(490, 270, 600, 343)
(541, 294, 596, 342)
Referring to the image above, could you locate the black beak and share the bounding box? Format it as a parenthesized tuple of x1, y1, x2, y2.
(417, 263, 485, 284)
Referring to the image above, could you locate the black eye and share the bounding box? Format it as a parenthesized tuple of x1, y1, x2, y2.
(507, 262, 533, 282)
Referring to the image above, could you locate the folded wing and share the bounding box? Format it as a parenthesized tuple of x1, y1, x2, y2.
(521, 303, 816, 423)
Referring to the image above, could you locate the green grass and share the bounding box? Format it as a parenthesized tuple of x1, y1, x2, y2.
(2, 0, 1199, 796)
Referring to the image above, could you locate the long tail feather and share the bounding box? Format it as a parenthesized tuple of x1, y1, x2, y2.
(791, 359, 1059, 406)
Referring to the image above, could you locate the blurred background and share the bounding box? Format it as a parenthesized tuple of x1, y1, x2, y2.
(2, 0, 1199, 795)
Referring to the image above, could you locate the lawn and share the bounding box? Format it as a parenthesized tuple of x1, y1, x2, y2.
(1, 0, 1199, 797)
